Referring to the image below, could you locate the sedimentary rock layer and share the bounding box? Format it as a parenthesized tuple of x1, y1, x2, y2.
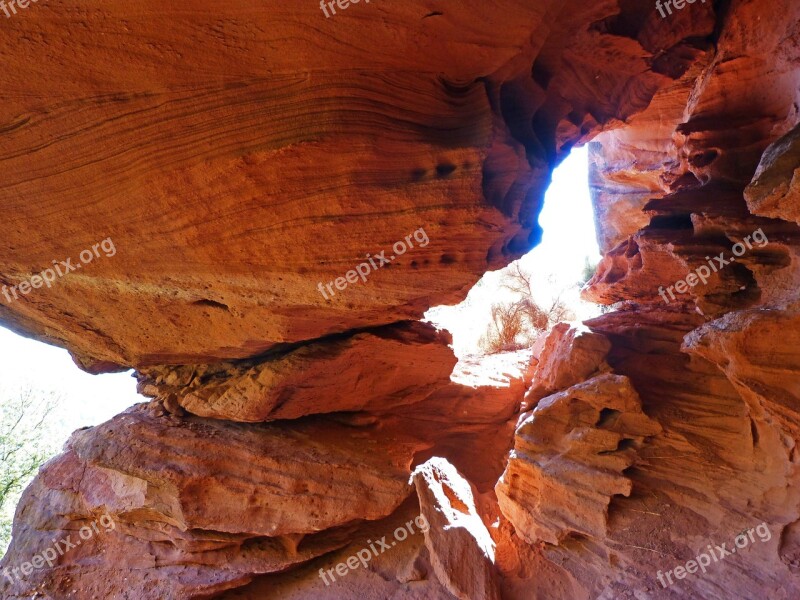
(0, 402, 420, 599)
(3, 0, 800, 599)
(498, 368, 662, 546)
(136, 321, 456, 422)
(412, 458, 500, 600)
(0, 0, 714, 369)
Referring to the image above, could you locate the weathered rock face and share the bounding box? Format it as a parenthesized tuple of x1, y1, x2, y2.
(2, 0, 800, 599)
(0, 1, 553, 370)
(412, 458, 500, 600)
(524, 323, 612, 405)
(136, 321, 456, 422)
(745, 125, 800, 224)
(0, 0, 712, 370)
(1, 403, 420, 599)
(498, 371, 662, 545)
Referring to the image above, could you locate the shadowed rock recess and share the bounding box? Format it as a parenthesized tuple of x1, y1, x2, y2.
(1, 1, 799, 598)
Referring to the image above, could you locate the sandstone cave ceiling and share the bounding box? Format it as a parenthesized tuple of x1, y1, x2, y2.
(1, 1, 799, 598)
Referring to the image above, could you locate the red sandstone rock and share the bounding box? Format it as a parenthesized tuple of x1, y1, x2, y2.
(497, 373, 661, 545)
(0, 0, 716, 370)
(0, 403, 419, 599)
(589, 54, 714, 253)
(683, 306, 800, 448)
(525, 323, 612, 406)
(137, 321, 456, 422)
(218, 498, 454, 600)
(0, 1, 552, 370)
(412, 458, 500, 600)
(2, 0, 800, 599)
(745, 123, 800, 224)
(375, 350, 529, 492)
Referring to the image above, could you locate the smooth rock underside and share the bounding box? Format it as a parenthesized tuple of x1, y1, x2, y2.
(1, 1, 800, 599)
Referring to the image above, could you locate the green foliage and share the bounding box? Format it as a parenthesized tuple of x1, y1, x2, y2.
(579, 255, 599, 287)
(0, 388, 59, 555)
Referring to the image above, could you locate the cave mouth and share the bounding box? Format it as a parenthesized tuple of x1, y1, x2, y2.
(0, 325, 143, 553)
(426, 146, 602, 359)
(0, 325, 142, 428)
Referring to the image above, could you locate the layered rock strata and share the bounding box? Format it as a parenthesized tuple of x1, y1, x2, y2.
(498, 371, 662, 546)
(2, 0, 800, 599)
(1, 403, 420, 598)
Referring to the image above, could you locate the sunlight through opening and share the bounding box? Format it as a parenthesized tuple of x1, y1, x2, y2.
(426, 146, 601, 359)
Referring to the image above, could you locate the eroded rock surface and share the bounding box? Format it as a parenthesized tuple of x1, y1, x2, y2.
(525, 323, 611, 406)
(498, 372, 661, 545)
(412, 458, 500, 600)
(137, 321, 456, 422)
(2, 0, 800, 599)
(0, 403, 418, 599)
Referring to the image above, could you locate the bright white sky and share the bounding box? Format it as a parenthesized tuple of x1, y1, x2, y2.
(0, 146, 599, 446)
(0, 327, 143, 439)
(427, 146, 601, 356)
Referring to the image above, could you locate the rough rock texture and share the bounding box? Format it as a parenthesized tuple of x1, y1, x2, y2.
(0, 0, 713, 370)
(0, 1, 552, 370)
(745, 124, 800, 224)
(376, 349, 532, 493)
(3, 0, 800, 599)
(0, 403, 419, 599)
(412, 458, 500, 600)
(218, 497, 456, 600)
(524, 323, 612, 406)
(498, 372, 662, 545)
(136, 321, 456, 422)
(566, 0, 800, 595)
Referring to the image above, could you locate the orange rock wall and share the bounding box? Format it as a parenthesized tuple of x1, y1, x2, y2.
(2, 1, 800, 599)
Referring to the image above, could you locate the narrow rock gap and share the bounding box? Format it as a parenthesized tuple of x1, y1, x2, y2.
(426, 146, 602, 361)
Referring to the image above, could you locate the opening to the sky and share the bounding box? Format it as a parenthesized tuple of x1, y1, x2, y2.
(0, 146, 599, 555)
(426, 146, 601, 358)
(0, 328, 143, 550)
